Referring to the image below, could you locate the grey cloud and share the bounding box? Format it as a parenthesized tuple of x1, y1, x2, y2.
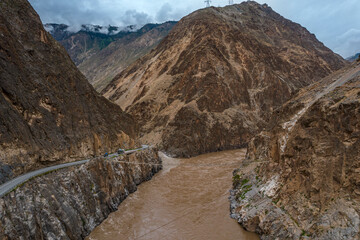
(259, 0, 360, 57)
(155, 3, 191, 23)
(334, 29, 360, 57)
(29, 0, 360, 57)
(119, 10, 154, 26)
(29, 0, 153, 29)
(156, 3, 172, 22)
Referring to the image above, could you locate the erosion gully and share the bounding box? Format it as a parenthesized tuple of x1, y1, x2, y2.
(87, 149, 259, 240)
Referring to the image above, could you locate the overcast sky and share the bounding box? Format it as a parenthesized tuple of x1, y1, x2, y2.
(28, 0, 360, 58)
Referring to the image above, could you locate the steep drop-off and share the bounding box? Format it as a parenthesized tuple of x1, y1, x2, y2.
(103, 2, 347, 157)
(0, 149, 161, 239)
(231, 63, 360, 239)
(0, 0, 135, 183)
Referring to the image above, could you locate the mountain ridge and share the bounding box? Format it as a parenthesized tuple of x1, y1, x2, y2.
(231, 62, 360, 239)
(45, 21, 176, 91)
(78, 21, 177, 91)
(103, 1, 347, 157)
(44, 23, 143, 42)
(346, 52, 360, 62)
(0, 0, 136, 183)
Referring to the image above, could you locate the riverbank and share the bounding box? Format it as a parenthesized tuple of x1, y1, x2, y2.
(87, 149, 258, 239)
(0, 149, 161, 239)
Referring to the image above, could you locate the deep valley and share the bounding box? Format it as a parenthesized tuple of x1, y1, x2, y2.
(0, 0, 359, 239)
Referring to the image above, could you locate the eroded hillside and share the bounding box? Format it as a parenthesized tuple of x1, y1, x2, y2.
(103, 2, 347, 157)
(46, 22, 176, 91)
(78, 22, 176, 91)
(0, 0, 136, 183)
(231, 62, 360, 239)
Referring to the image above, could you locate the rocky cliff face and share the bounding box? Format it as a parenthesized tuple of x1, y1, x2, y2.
(0, 0, 136, 183)
(102, 1, 347, 157)
(231, 63, 360, 239)
(0, 149, 161, 239)
(78, 22, 176, 91)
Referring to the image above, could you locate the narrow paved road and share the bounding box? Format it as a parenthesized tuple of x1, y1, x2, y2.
(0, 145, 149, 198)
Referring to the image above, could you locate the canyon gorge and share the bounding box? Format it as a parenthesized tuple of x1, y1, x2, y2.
(0, 0, 358, 239)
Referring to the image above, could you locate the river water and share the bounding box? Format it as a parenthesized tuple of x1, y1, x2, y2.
(87, 149, 259, 240)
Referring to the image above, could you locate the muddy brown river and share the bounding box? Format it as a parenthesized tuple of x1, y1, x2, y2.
(87, 149, 259, 240)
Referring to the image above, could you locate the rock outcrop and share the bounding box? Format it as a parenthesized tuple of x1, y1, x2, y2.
(0, 0, 136, 183)
(103, 1, 347, 157)
(0, 149, 161, 239)
(231, 63, 360, 239)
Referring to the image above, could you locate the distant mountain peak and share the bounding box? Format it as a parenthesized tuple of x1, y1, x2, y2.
(346, 52, 360, 62)
(43, 23, 139, 37)
(79, 24, 139, 35)
(102, 2, 347, 157)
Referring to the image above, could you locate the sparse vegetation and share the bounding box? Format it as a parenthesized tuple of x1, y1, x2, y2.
(235, 178, 253, 200)
(232, 174, 242, 187)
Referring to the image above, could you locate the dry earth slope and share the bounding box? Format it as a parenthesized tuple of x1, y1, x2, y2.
(103, 2, 347, 157)
(231, 62, 360, 239)
(0, 0, 136, 183)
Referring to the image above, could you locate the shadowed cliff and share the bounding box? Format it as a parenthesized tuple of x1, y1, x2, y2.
(0, 0, 136, 183)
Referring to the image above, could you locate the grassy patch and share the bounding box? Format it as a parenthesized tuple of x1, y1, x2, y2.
(236, 184, 253, 201)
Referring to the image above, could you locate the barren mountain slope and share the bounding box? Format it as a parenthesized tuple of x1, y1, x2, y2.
(231, 63, 360, 239)
(103, 2, 347, 157)
(47, 24, 137, 66)
(78, 22, 176, 91)
(0, 0, 136, 183)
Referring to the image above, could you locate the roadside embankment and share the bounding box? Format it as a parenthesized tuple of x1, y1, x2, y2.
(0, 148, 161, 239)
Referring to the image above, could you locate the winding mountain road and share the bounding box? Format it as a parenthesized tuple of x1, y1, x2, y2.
(0, 145, 149, 198)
